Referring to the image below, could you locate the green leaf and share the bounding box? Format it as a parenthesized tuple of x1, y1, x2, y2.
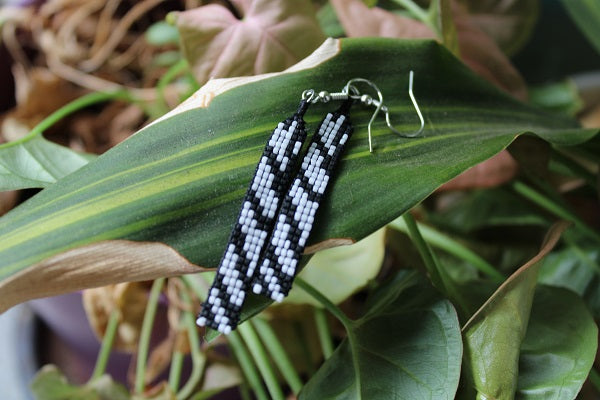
(299, 271, 462, 399)
(538, 245, 600, 318)
(561, 0, 600, 55)
(0, 39, 597, 308)
(285, 229, 385, 306)
(529, 80, 584, 117)
(461, 222, 568, 400)
(145, 21, 179, 46)
(316, 2, 346, 37)
(0, 135, 94, 191)
(517, 286, 598, 399)
(30, 365, 130, 400)
(0, 90, 131, 191)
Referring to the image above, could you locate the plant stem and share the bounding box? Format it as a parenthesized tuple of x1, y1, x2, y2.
(1, 91, 135, 149)
(512, 180, 600, 244)
(295, 278, 352, 330)
(168, 349, 184, 393)
(238, 323, 285, 400)
(156, 58, 189, 113)
(390, 0, 429, 23)
(402, 213, 471, 318)
(589, 367, 600, 393)
(135, 277, 165, 394)
(228, 332, 269, 400)
(313, 307, 334, 359)
(177, 288, 206, 400)
(389, 218, 505, 282)
(252, 318, 303, 395)
(90, 309, 120, 380)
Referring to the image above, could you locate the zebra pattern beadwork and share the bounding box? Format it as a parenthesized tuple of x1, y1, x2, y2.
(251, 102, 353, 302)
(196, 100, 311, 334)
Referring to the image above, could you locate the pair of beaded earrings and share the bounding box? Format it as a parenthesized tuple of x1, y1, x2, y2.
(196, 72, 424, 335)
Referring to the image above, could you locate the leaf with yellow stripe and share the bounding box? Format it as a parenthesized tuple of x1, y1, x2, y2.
(0, 38, 598, 312)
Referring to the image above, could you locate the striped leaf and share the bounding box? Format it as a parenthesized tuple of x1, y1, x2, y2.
(0, 38, 597, 310)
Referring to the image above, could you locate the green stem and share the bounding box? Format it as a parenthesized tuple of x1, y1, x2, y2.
(589, 367, 600, 393)
(402, 213, 471, 318)
(252, 318, 303, 395)
(389, 218, 505, 282)
(313, 307, 334, 359)
(90, 309, 120, 380)
(1, 91, 135, 149)
(135, 278, 165, 394)
(168, 349, 184, 393)
(238, 323, 285, 400)
(390, 0, 429, 23)
(177, 288, 206, 400)
(228, 332, 269, 400)
(295, 278, 352, 330)
(181, 274, 208, 302)
(512, 180, 600, 244)
(156, 58, 189, 113)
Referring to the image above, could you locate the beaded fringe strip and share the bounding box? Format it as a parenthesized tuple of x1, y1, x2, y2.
(251, 101, 354, 302)
(196, 100, 310, 334)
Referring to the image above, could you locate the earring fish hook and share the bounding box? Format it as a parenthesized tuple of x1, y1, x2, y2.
(344, 71, 425, 152)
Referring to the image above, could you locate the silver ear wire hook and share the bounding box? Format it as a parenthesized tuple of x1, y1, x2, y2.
(302, 71, 425, 152)
(407, 70, 425, 138)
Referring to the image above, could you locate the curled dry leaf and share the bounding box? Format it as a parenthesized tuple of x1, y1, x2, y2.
(172, 0, 326, 84)
(83, 282, 148, 352)
(439, 150, 518, 191)
(330, 0, 436, 39)
(0, 239, 207, 313)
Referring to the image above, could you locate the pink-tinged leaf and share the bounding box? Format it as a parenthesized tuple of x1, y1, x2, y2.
(452, 1, 528, 101)
(329, 0, 436, 38)
(173, 0, 326, 84)
(0, 240, 206, 313)
(439, 150, 518, 191)
(461, 221, 570, 399)
(460, 0, 539, 56)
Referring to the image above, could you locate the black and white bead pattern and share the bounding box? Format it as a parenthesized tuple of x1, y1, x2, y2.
(251, 102, 354, 302)
(197, 100, 310, 334)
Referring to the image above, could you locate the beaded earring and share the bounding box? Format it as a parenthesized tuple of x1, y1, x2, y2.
(197, 73, 424, 334)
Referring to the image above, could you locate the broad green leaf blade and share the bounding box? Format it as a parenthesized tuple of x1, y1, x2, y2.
(0, 39, 597, 306)
(30, 365, 130, 400)
(299, 271, 462, 400)
(538, 245, 600, 318)
(461, 222, 568, 400)
(285, 229, 385, 306)
(517, 286, 598, 399)
(561, 0, 600, 55)
(0, 136, 94, 191)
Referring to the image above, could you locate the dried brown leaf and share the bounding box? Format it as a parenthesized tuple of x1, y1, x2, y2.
(173, 0, 326, 84)
(439, 150, 518, 191)
(0, 239, 207, 313)
(82, 281, 149, 352)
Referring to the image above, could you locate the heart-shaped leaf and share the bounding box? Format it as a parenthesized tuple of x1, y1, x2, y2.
(284, 228, 385, 306)
(0, 39, 597, 310)
(173, 0, 325, 84)
(0, 135, 94, 191)
(517, 285, 598, 399)
(299, 271, 462, 399)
